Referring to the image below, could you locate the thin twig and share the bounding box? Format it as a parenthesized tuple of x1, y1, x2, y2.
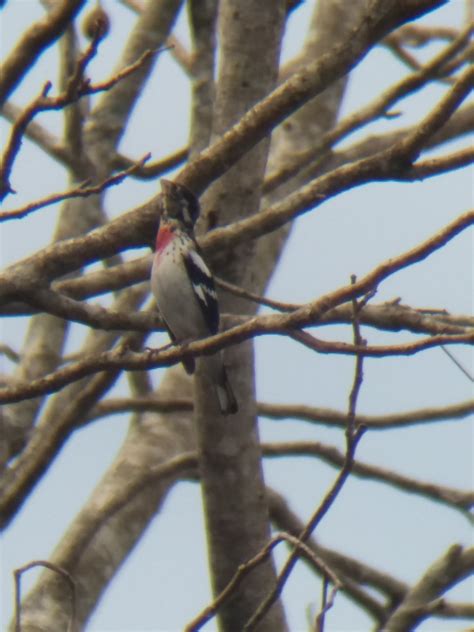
(112, 146, 188, 179)
(185, 532, 342, 632)
(243, 275, 369, 630)
(0, 155, 150, 222)
(441, 345, 474, 382)
(0, 33, 162, 200)
(243, 425, 365, 630)
(14, 560, 76, 632)
(0, 0, 86, 109)
(0, 343, 21, 363)
(315, 576, 328, 632)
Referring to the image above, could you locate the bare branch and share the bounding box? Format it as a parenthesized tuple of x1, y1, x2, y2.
(399, 146, 473, 180)
(111, 147, 188, 180)
(289, 329, 473, 358)
(1, 100, 72, 167)
(244, 332, 367, 629)
(0, 154, 150, 222)
(0, 0, 87, 108)
(185, 532, 342, 632)
(83, 396, 474, 432)
(263, 442, 474, 516)
(0, 36, 159, 200)
(381, 545, 474, 631)
(392, 24, 459, 46)
(0, 211, 471, 404)
(392, 66, 473, 162)
(265, 24, 473, 193)
(320, 102, 473, 177)
(258, 399, 474, 430)
(0, 320, 471, 407)
(20, 288, 161, 332)
(119, 0, 194, 74)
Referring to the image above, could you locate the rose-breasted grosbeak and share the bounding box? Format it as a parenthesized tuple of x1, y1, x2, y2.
(151, 179, 238, 415)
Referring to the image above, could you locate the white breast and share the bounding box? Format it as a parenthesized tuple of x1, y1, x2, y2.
(151, 238, 209, 341)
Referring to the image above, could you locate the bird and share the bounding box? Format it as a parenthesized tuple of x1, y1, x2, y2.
(151, 179, 238, 415)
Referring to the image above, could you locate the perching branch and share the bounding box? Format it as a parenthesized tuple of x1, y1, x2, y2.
(0, 209, 471, 405)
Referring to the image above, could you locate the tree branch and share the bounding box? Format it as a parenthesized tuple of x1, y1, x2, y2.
(14, 560, 77, 632)
(0, 211, 471, 405)
(83, 396, 473, 431)
(263, 441, 474, 516)
(0, 0, 87, 108)
(264, 23, 473, 193)
(381, 544, 474, 631)
(1, 16, 469, 295)
(0, 155, 150, 222)
(0, 36, 158, 200)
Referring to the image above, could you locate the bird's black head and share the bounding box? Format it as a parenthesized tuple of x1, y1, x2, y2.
(160, 179, 200, 232)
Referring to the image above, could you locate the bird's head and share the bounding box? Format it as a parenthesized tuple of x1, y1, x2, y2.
(160, 179, 200, 232)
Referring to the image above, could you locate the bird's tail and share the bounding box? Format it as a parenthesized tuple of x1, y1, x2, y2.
(198, 354, 238, 415)
(215, 365, 238, 416)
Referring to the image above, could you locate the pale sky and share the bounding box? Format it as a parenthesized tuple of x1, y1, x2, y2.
(1, 1, 472, 630)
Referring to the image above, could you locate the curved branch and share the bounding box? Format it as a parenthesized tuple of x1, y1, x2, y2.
(263, 441, 474, 515)
(84, 396, 474, 431)
(0, 210, 472, 404)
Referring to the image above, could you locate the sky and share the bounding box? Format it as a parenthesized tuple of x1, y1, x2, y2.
(0, 1, 473, 631)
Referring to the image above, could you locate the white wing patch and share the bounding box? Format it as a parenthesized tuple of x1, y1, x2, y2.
(184, 246, 220, 334)
(188, 249, 211, 277)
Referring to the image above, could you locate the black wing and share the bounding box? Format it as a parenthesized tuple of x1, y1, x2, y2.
(183, 247, 219, 335)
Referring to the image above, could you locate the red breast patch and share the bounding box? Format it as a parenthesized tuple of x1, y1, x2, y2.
(155, 224, 174, 252)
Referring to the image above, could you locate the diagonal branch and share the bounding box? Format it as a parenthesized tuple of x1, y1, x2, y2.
(179, 0, 447, 193)
(0, 210, 471, 405)
(381, 545, 474, 631)
(264, 23, 473, 193)
(185, 532, 343, 632)
(0, 12, 468, 294)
